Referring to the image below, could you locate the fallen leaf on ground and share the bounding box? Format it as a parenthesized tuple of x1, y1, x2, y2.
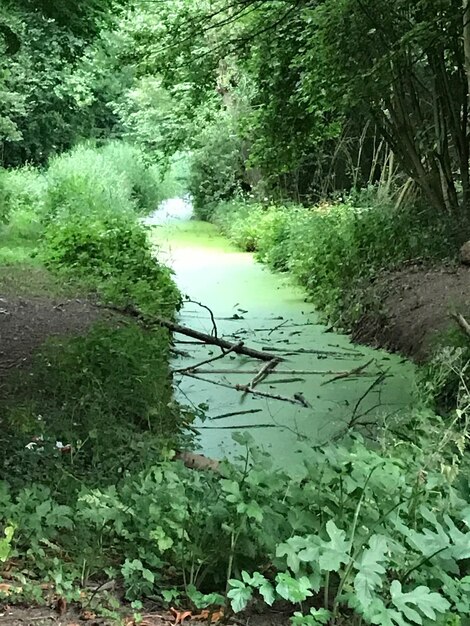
(193, 609, 224, 623)
(82, 610, 97, 620)
(170, 606, 193, 624)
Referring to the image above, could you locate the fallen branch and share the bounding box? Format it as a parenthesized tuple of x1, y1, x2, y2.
(210, 408, 263, 420)
(106, 304, 282, 363)
(184, 372, 309, 407)
(178, 367, 374, 377)
(321, 359, 375, 385)
(174, 342, 244, 374)
(451, 312, 470, 339)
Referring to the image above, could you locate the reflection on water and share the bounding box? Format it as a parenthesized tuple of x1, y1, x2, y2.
(148, 199, 415, 470)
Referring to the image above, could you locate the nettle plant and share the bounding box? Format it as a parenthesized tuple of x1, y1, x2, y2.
(224, 437, 470, 626)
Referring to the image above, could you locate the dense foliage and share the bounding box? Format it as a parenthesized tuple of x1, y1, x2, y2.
(2, 0, 470, 624)
(212, 198, 458, 323)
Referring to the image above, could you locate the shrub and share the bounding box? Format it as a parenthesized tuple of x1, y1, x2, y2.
(99, 141, 162, 212)
(189, 116, 246, 220)
(0, 322, 186, 486)
(211, 199, 459, 322)
(43, 144, 137, 221)
(40, 212, 181, 317)
(0, 166, 47, 262)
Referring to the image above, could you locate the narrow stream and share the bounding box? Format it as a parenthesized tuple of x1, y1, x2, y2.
(146, 199, 415, 468)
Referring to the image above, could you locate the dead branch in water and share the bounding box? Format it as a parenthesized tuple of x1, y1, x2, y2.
(183, 371, 310, 407)
(174, 342, 244, 374)
(178, 367, 374, 377)
(105, 304, 282, 363)
(184, 297, 218, 337)
(321, 359, 375, 385)
(210, 408, 263, 420)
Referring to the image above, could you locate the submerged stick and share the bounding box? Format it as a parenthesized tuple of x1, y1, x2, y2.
(183, 372, 309, 407)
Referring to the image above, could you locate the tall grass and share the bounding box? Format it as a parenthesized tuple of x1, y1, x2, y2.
(0, 166, 46, 262)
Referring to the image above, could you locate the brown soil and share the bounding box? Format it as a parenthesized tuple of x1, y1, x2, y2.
(0, 295, 116, 380)
(352, 263, 470, 361)
(0, 605, 110, 625)
(0, 266, 117, 384)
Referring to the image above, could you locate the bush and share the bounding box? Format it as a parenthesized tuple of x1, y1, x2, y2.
(41, 212, 181, 317)
(212, 199, 458, 322)
(0, 322, 186, 486)
(99, 141, 162, 212)
(0, 166, 47, 262)
(44, 144, 137, 221)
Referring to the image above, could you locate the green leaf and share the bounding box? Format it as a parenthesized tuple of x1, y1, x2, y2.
(275, 573, 312, 603)
(354, 535, 388, 610)
(390, 581, 450, 624)
(318, 521, 350, 572)
(227, 580, 252, 613)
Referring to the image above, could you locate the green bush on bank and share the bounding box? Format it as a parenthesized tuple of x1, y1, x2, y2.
(0, 323, 187, 488)
(44, 143, 151, 221)
(213, 198, 458, 323)
(40, 212, 181, 317)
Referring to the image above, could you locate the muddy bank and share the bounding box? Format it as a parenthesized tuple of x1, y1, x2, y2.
(352, 263, 470, 362)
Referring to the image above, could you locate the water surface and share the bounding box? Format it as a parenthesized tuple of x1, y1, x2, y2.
(148, 199, 415, 468)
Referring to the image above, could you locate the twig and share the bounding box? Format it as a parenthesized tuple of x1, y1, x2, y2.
(348, 371, 389, 427)
(210, 408, 263, 420)
(321, 359, 375, 385)
(250, 359, 280, 389)
(184, 372, 310, 407)
(240, 358, 280, 400)
(184, 297, 218, 337)
(451, 311, 470, 338)
(174, 342, 244, 373)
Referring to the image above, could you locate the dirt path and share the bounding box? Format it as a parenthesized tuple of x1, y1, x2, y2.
(0, 266, 114, 383)
(353, 263, 470, 361)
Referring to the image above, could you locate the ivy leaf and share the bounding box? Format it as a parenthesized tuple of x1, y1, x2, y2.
(318, 521, 350, 572)
(390, 581, 450, 624)
(354, 535, 388, 610)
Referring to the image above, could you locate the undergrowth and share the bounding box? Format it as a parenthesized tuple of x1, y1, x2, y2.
(1, 413, 470, 625)
(212, 197, 460, 325)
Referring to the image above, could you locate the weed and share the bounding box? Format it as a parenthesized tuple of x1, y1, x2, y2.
(40, 212, 181, 317)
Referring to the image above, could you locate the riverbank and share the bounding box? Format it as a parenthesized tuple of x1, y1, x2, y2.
(351, 262, 470, 362)
(207, 199, 470, 369)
